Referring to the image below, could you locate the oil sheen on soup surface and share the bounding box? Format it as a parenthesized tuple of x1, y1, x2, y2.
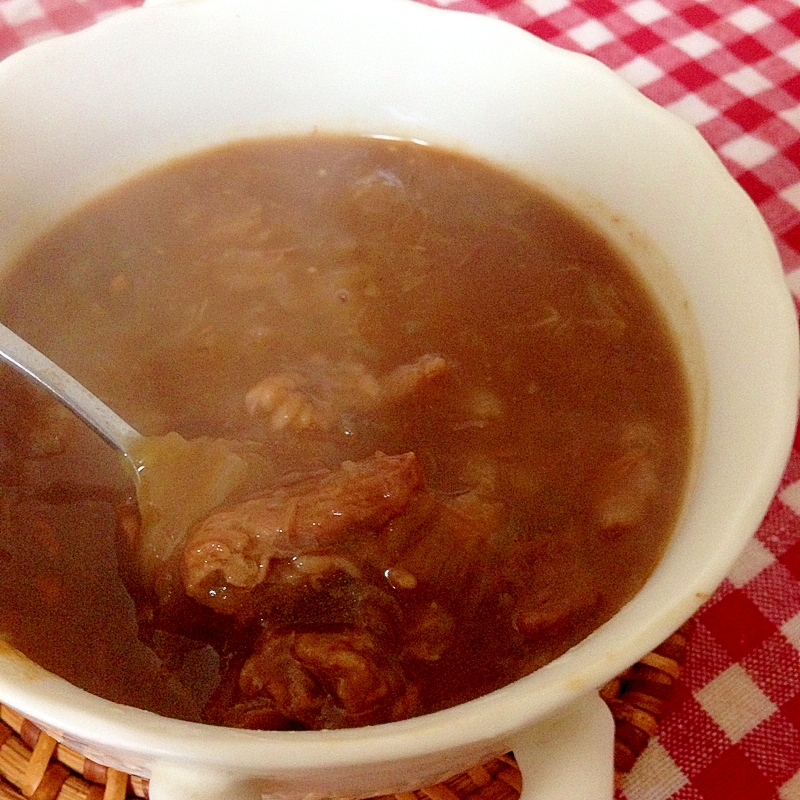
(0, 136, 692, 729)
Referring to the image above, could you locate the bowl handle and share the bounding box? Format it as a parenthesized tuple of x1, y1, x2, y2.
(509, 691, 615, 800)
(147, 764, 263, 800)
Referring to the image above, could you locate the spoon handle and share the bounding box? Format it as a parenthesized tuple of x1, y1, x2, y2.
(0, 322, 141, 457)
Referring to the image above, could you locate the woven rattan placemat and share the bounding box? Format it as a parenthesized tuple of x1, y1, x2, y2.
(0, 622, 691, 800)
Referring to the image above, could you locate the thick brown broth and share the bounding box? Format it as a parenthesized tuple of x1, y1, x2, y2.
(0, 135, 692, 728)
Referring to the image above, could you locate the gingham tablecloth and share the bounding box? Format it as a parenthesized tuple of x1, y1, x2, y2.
(2, 1, 800, 798)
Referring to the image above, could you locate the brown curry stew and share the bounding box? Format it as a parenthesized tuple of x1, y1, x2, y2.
(0, 135, 692, 729)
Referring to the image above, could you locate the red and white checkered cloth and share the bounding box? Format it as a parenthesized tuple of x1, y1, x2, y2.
(2, 1, 800, 798)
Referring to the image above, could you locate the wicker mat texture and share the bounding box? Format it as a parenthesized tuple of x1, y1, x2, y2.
(0, 622, 691, 800)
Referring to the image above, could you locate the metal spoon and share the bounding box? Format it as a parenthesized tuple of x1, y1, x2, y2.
(0, 321, 142, 460)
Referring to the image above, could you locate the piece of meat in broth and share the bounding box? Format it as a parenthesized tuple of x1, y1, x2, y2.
(505, 530, 599, 645)
(595, 421, 660, 531)
(222, 573, 419, 730)
(389, 460, 508, 607)
(231, 627, 413, 729)
(244, 353, 449, 431)
(182, 451, 423, 613)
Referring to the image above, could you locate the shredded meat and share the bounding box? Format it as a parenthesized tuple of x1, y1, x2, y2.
(389, 468, 508, 605)
(402, 601, 455, 662)
(178, 442, 611, 729)
(504, 532, 599, 644)
(244, 353, 449, 431)
(213, 573, 420, 730)
(234, 628, 408, 728)
(378, 354, 450, 403)
(182, 451, 423, 612)
(188, 454, 511, 730)
(596, 422, 659, 531)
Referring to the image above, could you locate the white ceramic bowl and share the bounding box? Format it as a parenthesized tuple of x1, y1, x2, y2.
(0, 1, 797, 798)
